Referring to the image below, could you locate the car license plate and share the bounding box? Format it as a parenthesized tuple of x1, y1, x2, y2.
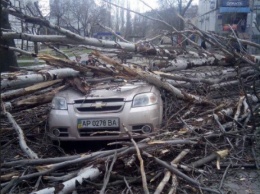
(77, 118, 119, 129)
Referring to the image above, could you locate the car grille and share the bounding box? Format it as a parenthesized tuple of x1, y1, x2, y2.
(74, 98, 124, 103)
(74, 98, 125, 113)
(78, 128, 120, 136)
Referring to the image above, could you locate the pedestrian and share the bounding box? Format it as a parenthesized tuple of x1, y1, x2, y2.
(240, 19, 246, 32)
(75, 55, 81, 63)
(86, 54, 99, 66)
(201, 40, 207, 50)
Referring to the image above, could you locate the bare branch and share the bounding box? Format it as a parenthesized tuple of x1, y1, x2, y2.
(2, 109, 38, 159)
(124, 125, 149, 194)
(100, 152, 117, 194)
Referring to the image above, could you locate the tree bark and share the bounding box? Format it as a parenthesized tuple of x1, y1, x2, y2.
(31, 166, 100, 194)
(1, 79, 62, 100)
(1, 68, 79, 90)
(13, 85, 67, 109)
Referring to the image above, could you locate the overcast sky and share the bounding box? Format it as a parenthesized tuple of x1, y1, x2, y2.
(127, 0, 159, 12)
(39, 0, 159, 15)
(39, 0, 198, 16)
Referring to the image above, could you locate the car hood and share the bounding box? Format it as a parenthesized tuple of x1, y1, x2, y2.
(56, 82, 153, 103)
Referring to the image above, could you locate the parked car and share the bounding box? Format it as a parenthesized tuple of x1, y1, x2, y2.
(48, 81, 163, 141)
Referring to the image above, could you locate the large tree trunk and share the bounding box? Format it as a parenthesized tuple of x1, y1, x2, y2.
(0, 3, 18, 72)
(1, 68, 79, 90)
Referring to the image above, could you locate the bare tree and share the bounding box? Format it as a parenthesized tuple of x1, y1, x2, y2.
(50, 0, 107, 37)
(64, 0, 93, 36)
(125, 0, 132, 40)
(158, 0, 193, 16)
(158, 0, 193, 30)
(132, 14, 148, 41)
(78, 0, 99, 36)
(50, 0, 69, 28)
(154, 0, 194, 46)
(120, 1, 125, 33)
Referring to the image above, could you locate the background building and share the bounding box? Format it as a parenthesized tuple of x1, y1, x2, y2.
(198, 0, 260, 53)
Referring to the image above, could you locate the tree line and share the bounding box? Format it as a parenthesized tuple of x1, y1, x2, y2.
(0, 0, 194, 72)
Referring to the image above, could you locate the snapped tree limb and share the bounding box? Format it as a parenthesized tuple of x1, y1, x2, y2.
(31, 166, 100, 194)
(3, 111, 38, 159)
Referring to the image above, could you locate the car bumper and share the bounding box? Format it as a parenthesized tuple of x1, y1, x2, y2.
(48, 102, 162, 141)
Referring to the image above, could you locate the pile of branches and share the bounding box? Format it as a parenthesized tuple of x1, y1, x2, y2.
(1, 47, 260, 194)
(1, 1, 260, 193)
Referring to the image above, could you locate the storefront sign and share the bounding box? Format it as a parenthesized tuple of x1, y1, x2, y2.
(221, 0, 249, 7)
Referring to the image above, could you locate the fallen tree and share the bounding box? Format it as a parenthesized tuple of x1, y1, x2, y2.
(1, 1, 260, 194)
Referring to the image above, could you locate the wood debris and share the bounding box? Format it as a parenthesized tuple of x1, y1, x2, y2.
(1, 6, 260, 193)
(1, 45, 259, 193)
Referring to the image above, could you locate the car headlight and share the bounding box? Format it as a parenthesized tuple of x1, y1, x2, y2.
(132, 93, 158, 107)
(51, 97, 68, 110)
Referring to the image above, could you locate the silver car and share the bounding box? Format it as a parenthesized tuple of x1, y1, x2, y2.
(48, 81, 163, 141)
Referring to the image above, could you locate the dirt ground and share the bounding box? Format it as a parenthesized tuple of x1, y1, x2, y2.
(223, 170, 260, 194)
